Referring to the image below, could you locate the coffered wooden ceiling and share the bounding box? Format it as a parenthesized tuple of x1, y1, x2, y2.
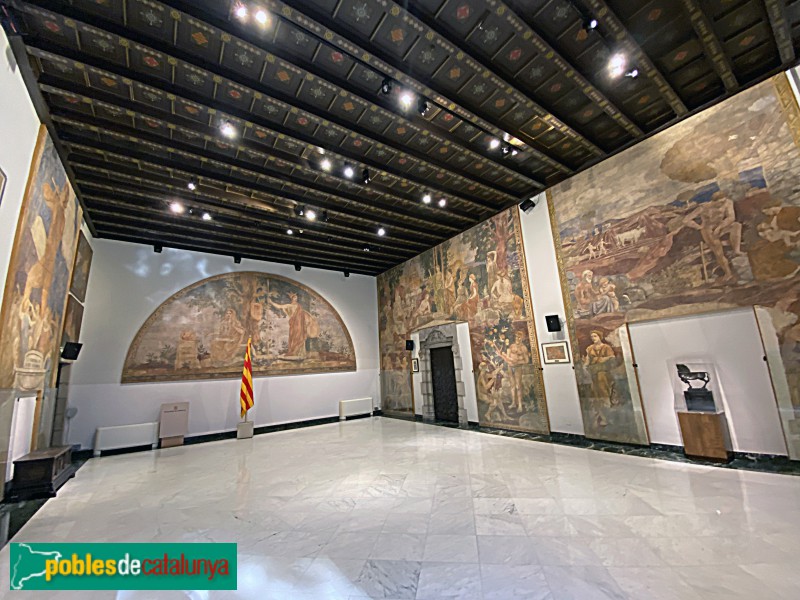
(3, 0, 799, 275)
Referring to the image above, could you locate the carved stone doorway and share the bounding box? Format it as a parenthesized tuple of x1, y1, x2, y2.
(418, 323, 468, 428)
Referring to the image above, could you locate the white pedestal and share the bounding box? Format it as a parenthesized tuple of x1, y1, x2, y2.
(237, 421, 254, 439)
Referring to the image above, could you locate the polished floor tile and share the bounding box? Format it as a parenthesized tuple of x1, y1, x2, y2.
(0, 417, 799, 598)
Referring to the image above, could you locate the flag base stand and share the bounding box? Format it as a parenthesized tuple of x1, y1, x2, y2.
(237, 421, 254, 439)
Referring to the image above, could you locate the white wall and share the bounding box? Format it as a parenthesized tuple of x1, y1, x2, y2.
(67, 239, 380, 449)
(628, 309, 787, 455)
(517, 197, 585, 435)
(0, 29, 41, 317)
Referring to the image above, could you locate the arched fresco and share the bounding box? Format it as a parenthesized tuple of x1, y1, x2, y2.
(122, 272, 355, 383)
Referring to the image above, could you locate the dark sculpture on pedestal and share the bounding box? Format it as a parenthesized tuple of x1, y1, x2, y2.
(676, 364, 716, 412)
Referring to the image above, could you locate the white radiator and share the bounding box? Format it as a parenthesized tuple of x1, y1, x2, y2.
(93, 422, 159, 457)
(339, 398, 373, 421)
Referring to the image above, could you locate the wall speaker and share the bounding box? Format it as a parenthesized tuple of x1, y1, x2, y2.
(519, 197, 537, 213)
(545, 315, 562, 332)
(405, 340, 414, 351)
(61, 342, 83, 361)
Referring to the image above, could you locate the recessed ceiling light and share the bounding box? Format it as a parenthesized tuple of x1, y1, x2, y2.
(169, 201, 184, 214)
(220, 120, 237, 138)
(608, 53, 627, 78)
(202, 212, 212, 221)
(438, 198, 447, 207)
(422, 194, 432, 204)
(343, 165, 354, 179)
(306, 209, 317, 221)
(255, 9, 268, 24)
(320, 158, 332, 171)
(399, 92, 414, 110)
(377, 227, 386, 237)
(234, 4, 248, 20)
(489, 138, 501, 150)
(286, 228, 293, 235)
(187, 178, 197, 191)
(584, 17, 598, 31)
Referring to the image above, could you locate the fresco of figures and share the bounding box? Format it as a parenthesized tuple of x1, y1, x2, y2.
(69, 232, 93, 303)
(0, 127, 81, 392)
(378, 209, 549, 434)
(122, 272, 355, 383)
(549, 75, 800, 451)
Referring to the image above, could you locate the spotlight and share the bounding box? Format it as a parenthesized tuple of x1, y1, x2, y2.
(296, 205, 305, 217)
(343, 165, 354, 179)
(234, 4, 248, 20)
(583, 16, 598, 31)
(377, 227, 386, 237)
(363, 245, 371, 252)
(169, 201, 185, 214)
(306, 209, 317, 221)
(501, 144, 511, 156)
(286, 228, 294, 235)
(399, 92, 414, 110)
(608, 53, 627, 78)
(362, 168, 371, 185)
(344, 270, 350, 278)
(625, 68, 639, 79)
(234, 255, 242, 264)
(187, 178, 197, 191)
(380, 78, 393, 95)
(422, 194, 432, 204)
(438, 198, 447, 207)
(255, 9, 268, 24)
(417, 96, 430, 116)
(202, 212, 212, 221)
(489, 138, 501, 150)
(154, 244, 162, 253)
(220, 120, 237, 138)
(295, 263, 301, 271)
(320, 158, 332, 171)
(321, 210, 329, 223)
(519, 197, 537, 213)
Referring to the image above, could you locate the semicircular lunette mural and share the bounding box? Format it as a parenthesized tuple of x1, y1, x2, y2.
(122, 272, 356, 383)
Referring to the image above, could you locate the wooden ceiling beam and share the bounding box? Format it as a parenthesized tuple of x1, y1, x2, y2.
(72, 168, 430, 253)
(765, 0, 796, 65)
(64, 146, 451, 242)
(93, 224, 381, 275)
(37, 69, 507, 213)
(582, 0, 688, 116)
(86, 205, 397, 267)
(679, 0, 739, 92)
(52, 116, 468, 235)
(80, 191, 417, 261)
(17, 3, 538, 198)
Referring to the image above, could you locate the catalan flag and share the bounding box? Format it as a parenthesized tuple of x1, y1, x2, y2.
(239, 337, 254, 419)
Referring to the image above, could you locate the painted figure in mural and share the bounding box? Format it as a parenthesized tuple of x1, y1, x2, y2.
(574, 269, 596, 313)
(583, 330, 616, 427)
(489, 330, 531, 412)
(269, 292, 318, 358)
(465, 274, 480, 322)
(491, 270, 514, 311)
(479, 360, 509, 422)
(591, 277, 620, 315)
(486, 251, 498, 293)
(211, 308, 246, 362)
(682, 194, 743, 282)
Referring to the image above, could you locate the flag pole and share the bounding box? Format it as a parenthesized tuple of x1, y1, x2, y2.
(237, 337, 255, 439)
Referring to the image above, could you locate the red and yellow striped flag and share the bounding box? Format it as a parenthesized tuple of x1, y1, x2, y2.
(239, 337, 254, 419)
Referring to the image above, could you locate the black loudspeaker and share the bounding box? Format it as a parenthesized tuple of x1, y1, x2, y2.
(545, 315, 562, 332)
(61, 342, 83, 361)
(405, 340, 415, 351)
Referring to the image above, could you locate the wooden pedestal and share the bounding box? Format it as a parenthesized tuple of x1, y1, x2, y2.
(8, 446, 77, 501)
(677, 411, 733, 462)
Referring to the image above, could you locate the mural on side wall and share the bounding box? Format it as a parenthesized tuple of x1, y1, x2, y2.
(378, 209, 549, 434)
(122, 272, 356, 383)
(69, 232, 93, 303)
(61, 295, 84, 345)
(0, 127, 81, 392)
(548, 76, 800, 450)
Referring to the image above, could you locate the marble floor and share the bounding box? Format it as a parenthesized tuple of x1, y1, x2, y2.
(1, 417, 799, 599)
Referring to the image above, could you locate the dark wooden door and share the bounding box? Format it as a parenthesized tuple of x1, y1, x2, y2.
(430, 347, 458, 423)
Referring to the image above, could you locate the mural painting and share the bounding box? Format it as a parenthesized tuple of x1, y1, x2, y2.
(122, 272, 355, 383)
(0, 127, 81, 392)
(378, 209, 549, 434)
(69, 232, 93, 303)
(61, 295, 84, 345)
(549, 76, 800, 451)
